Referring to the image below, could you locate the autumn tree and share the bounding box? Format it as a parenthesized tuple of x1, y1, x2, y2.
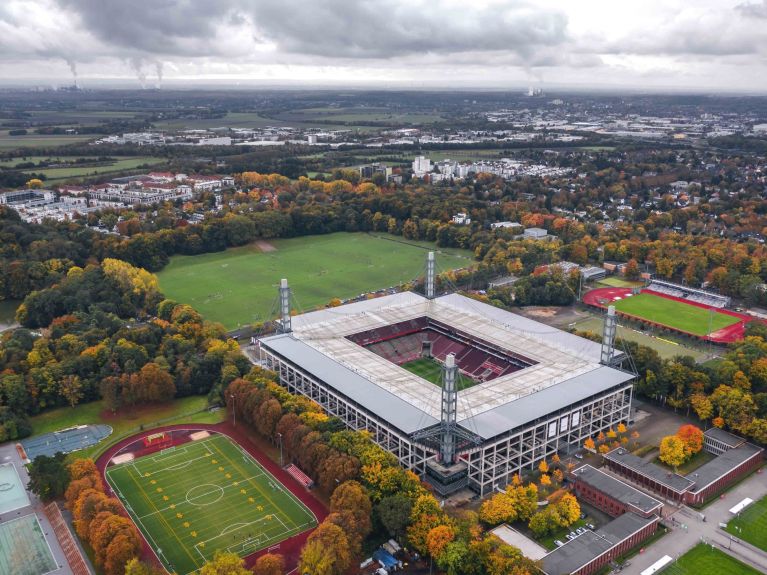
(60, 374, 84, 407)
(583, 437, 596, 451)
(124, 559, 165, 575)
(426, 524, 456, 559)
(690, 393, 713, 421)
(676, 424, 704, 454)
(330, 480, 372, 543)
(253, 553, 285, 575)
(299, 521, 351, 575)
(659, 435, 690, 470)
(199, 551, 251, 575)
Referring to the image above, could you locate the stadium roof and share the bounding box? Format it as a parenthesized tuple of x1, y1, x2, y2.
(572, 465, 662, 515)
(260, 292, 633, 440)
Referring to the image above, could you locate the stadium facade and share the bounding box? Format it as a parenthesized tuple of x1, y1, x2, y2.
(257, 259, 634, 496)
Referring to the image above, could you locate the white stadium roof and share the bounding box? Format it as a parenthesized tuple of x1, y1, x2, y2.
(260, 292, 633, 440)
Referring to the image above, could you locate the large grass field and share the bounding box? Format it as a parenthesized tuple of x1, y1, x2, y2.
(157, 233, 473, 329)
(31, 156, 166, 181)
(725, 495, 767, 552)
(660, 543, 762, 575)
(106, 433, 316, 575)
(613, 293, 739, 336)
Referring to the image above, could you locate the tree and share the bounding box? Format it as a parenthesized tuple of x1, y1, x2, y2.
(330, 480, 372, 540)
(199, 551, 251, 575)
(624, 258, 640, 280)
(427, 524, 456, 559)
(299, 521, 351, 575)
(27, 452, 69, 502)
(690, 393, 714, 421)
(538, 460, 549, 474)
(60, 374, 84, 408)
(253, 554, 285, 575)
(539, 474, 551, 489)
(583, 437, 596, 451)
(377, 495, 412, 538)
(676, 424, 704, 454)
(659, 435, 690, 470)
(124, 559, 165, 575)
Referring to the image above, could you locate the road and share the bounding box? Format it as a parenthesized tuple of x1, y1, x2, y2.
(620, 468, 767, 574)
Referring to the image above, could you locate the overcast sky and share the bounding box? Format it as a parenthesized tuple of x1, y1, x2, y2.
(2, 0, 767, 91)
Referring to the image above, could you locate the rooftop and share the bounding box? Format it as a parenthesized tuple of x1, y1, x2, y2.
(703, 427, 746, 449)
(604, 448, 695, 493)
(260, 292, 633, 440)
(489, 524, 547, 561)
(572, 465, 662, 514)
(686, 443, 763, 493)
(542, 513, 657, 575)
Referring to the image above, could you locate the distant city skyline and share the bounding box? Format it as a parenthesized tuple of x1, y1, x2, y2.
(2, 0, 767, 92)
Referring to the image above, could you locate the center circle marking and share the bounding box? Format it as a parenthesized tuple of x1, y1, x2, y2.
(186, 483, 224, 506)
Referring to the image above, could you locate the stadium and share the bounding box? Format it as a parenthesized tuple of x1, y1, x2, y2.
(583, 279, 752, 344)
(257, 254, 635, 497)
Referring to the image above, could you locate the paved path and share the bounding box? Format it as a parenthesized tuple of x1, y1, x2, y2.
(620, 468, 767, 574)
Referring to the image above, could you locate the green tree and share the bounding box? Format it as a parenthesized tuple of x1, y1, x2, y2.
(27, 452, 69, 502)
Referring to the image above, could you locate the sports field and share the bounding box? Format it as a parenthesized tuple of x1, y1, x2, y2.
(105, 433, 317, 575)
(157, 233, 473, 329)
(612, 293, 739, 336)
(401, 358, 477, 390)
(725, 495, 767, 552)
(660, 543, 761, 575)
(0, 514, 57, 575)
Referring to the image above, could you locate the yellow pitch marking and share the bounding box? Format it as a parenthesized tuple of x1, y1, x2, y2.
(170, 504, 176, 509)
(183, 521, 190, 528)
(218, 466, 224, 471)
(144, 472, 151, 477)
(191, 531, 197, 537)
(163, 495, 169, 501)
(248, 497, 255, 503)
(156, 487, 163, 493)
(176, 513, 183, 519)
(150, 479, 157, 484)
(240, 489, 246, 494)
(225, 473, 231, 479)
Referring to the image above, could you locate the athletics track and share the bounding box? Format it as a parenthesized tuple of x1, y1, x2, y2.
(95, 421, 327, 573)
(583, 286, 753, 344)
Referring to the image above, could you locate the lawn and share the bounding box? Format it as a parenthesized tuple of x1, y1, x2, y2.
(654, 449, 715, 475)
(401, 357, 478, 390)
(725, 494, 767, 552)
(612, 293, 739, 336)
(0, 132, 93, 149)
(105, 433, 317, 575)
(29, 156, 166, 181)
(597, 277, 645, 288)
(156, 232, 473, 329)
(29, 396, 225, 460)
(660, 543, 761, 575)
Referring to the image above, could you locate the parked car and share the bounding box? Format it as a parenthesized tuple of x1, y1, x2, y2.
(555, 540, 565, 547)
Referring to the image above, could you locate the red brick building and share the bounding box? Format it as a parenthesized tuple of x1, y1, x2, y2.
(571, 465, 662, 518)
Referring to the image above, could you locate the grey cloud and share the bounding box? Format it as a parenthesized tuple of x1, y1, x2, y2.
(736, 0, 767, 18)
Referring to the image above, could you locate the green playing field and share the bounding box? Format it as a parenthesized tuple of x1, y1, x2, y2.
(725, 495, 767, 552)
(105, 433, 317, 575)
(660, 543, 761, 575)
(613, 293, 739, 336)
(400, 357, 478, 390)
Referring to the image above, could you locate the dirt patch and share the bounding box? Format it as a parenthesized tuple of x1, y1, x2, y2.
(524, 307, 559, 318)
(255, 240, 277, 252)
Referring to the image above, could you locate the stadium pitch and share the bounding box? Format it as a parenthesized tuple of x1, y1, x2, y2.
(659, 543, 761, 575)
(400, 357, 478, 390)
(156, 232, 471, 329)
(612, 293, 739, 336)
(725, 495, 767, 552)
(105, 433, 317, 575)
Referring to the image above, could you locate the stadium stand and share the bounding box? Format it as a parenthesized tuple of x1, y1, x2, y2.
(44, 502, 90, 575)
(648, 279, 730, 308)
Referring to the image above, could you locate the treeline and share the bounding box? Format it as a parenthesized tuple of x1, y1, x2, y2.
(0, 259, 250, 439)
(227, 372, 540, 575)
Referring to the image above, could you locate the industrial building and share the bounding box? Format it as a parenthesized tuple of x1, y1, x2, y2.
(257, 254, 635, 496)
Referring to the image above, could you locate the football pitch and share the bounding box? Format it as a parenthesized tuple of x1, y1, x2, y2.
(725, 495, 767, 552)
(401, 357, 477, 390)
(105, 433, 317, 575)
(660, 543, 761, 575)
(612, 293, 739, 336)
(156, 232, 472, 329)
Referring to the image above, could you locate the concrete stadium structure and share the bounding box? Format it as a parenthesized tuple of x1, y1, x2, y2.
(257, 255, 635, 496)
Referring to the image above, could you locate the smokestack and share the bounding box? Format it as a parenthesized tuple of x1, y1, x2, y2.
(426, 251, 436, 299)
(601, 305, 617, 365)
(279, 278, 292, 333)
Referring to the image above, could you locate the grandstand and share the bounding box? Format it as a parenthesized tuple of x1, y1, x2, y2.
(647, 279, 730, 308)
(257, 254, 635, 496)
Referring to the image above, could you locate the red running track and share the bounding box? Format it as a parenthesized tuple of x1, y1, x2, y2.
(582, 286, 755, 344)
(95, 421, 328, 574)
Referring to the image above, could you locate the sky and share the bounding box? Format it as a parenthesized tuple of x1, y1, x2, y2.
(1, 0, 767, 92)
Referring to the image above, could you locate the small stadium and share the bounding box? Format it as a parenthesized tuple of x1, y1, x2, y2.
(583, 279, 752, 343)
(101, 428, 318, 575)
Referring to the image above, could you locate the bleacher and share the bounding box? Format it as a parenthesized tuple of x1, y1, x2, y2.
(648, 279, 730, 309)
(285, 464, 314, 488)
(44, 502, 90, 575)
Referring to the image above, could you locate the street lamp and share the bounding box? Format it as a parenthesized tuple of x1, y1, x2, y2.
(277, 432, 284, 467)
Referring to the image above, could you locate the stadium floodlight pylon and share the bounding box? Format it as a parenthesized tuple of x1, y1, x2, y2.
(440, 353, 458, 464)
(600, 305, 617, 366)
(426, 251, 436, 299)
(279, 278, 292, 333)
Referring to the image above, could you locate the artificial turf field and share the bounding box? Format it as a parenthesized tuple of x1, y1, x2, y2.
(612, 292, 739, 336)
(660, 543, 761, 575)
(156, 232, 472, 329)
(400, 357, 477, 390)
(105, 433, 317, 575)
(725, 495, 767, 552)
